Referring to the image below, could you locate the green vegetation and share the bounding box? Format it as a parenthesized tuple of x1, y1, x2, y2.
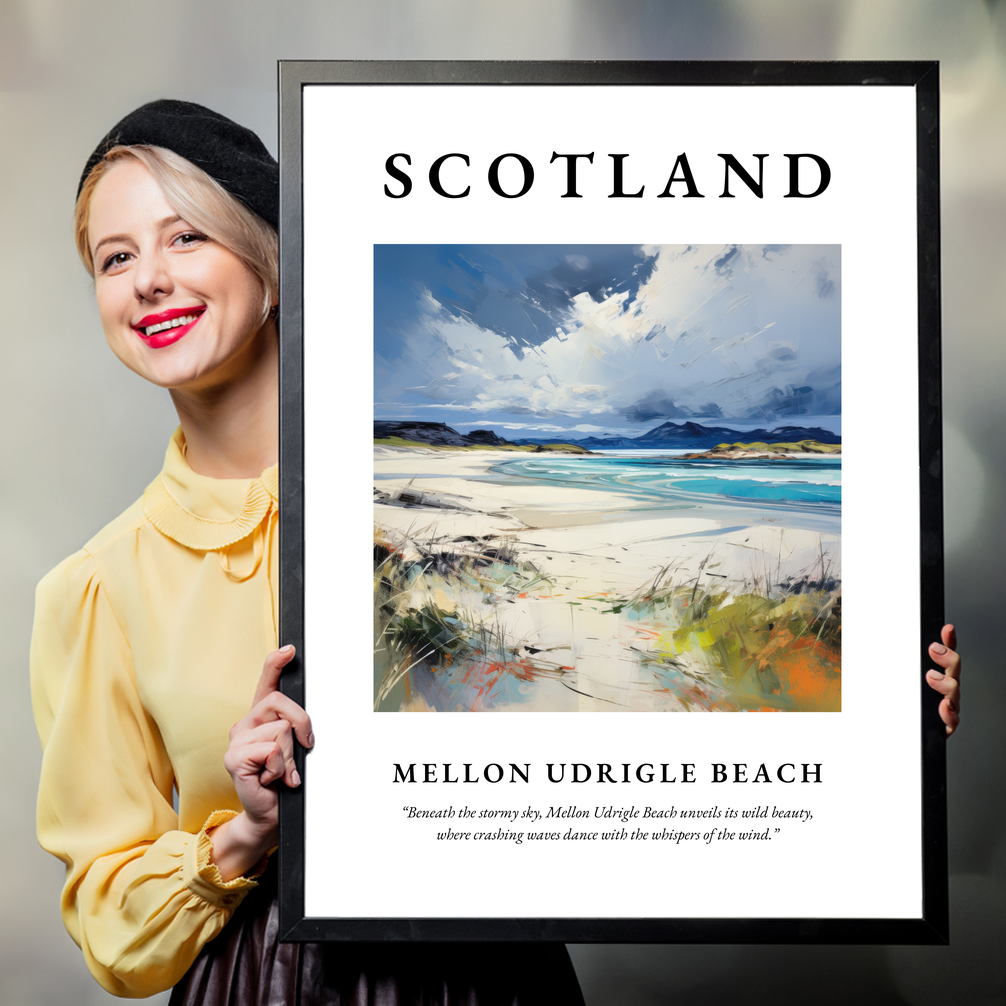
(374, 437, 591, 453)
(374, 436, 505, 451)
(631, 582, 841, 711)
(374, 531, 557, 711)
(711, 439, 841, 454)
(373, 524, 841, 713)
(531, 443, 593, 454)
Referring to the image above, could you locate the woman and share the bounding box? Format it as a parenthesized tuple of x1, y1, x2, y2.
(31, 100, 586, 1003)
(33, 99, 962, 1003)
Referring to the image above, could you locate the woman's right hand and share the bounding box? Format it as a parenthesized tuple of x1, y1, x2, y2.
(209, 645, 314, 881)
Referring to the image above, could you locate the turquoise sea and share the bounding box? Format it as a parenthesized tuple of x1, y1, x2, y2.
(489, 453, 841, 532)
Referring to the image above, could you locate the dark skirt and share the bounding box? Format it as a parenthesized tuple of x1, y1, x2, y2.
(169, 870, 585, 1006)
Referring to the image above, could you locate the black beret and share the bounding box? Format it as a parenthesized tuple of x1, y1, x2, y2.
(78, 99, 278, 228)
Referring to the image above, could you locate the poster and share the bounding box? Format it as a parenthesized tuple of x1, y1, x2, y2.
(372, 240, 841, 715)
(278, 62, 945, 942)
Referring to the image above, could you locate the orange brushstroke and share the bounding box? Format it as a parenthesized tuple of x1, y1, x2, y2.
(759, 631, 840, 711)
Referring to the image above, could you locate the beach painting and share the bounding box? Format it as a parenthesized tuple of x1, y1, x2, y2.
(374, 244, 841, 713)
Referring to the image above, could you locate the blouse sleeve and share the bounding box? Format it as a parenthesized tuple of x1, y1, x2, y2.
(31, 549, 262, 998)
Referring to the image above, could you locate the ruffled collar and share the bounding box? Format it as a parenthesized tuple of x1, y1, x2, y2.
(143, 428, 278, 551)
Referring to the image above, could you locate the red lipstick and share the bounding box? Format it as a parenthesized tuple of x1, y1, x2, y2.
(133, 306, 205, 349)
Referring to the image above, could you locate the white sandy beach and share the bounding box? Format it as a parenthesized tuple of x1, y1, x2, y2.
(373, 446, 841, 713)
(374, 445, 839, 592)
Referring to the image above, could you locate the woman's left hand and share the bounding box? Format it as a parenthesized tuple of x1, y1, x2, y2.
(926, 624, 960, 737)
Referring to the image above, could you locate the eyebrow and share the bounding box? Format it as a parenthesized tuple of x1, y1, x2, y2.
(91, 215, 185, 258)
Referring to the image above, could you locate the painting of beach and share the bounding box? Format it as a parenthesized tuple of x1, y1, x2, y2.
(373, 244, 841, 712)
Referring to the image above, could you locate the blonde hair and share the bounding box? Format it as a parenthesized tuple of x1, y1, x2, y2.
(75, 145, 278, 322)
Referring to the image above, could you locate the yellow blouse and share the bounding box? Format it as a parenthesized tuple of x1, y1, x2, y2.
(31, 429, 279, 998)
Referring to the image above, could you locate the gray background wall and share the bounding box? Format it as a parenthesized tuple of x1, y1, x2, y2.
(1, 2, 1003, 1003)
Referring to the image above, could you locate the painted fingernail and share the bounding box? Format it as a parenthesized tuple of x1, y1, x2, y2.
(291, 768, 301, 787)
(928, 670, 944, 680)
(931, 643, 947, 654)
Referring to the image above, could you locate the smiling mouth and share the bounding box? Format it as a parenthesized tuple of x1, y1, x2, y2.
(134, 307, 206, 338)
(142, 313, 199, 337)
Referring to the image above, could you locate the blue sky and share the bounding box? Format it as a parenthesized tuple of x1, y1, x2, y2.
(374, 244, 841, 438)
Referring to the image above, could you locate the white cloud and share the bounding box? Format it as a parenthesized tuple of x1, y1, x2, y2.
(387, 244, 840, 423)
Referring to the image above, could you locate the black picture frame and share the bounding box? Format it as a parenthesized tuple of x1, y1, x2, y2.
(277, 60, 945, 944)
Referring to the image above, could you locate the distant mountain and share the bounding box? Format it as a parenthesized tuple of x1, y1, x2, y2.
(765, 425, 842, 444)
(374, 421, 517, 448)
(375, 419, 840, 450)
(636, 420, 748, 444)
(514, 421, 840, 449)
(631, 421, 841, 448)
(537, 435, 640, 449)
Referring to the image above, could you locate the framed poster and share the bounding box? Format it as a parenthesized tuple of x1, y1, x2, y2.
(277, 61, 946, 943)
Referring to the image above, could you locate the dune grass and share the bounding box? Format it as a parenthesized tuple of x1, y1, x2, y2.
(373, 520, 841, 713)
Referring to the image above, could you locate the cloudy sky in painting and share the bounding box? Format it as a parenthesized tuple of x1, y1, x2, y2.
(374, 244, 840, 437)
